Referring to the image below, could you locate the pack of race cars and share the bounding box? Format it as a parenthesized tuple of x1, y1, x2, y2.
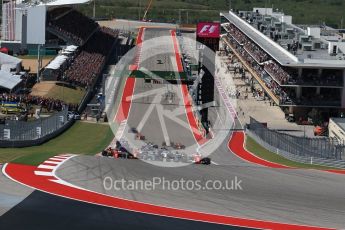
(102, 138, 211, 165)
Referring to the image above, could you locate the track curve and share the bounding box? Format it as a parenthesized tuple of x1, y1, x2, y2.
(3, 27, 345, 230)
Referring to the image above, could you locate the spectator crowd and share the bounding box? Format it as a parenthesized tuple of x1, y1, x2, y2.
(224, 22, 345, 105)
(226, 23, 344, 88)
(61, 27, 119, 87)
(48, 8, 99, 45)
(225, 24, 269, 63)
(244, 41, 269, 63)
(0, 9, 120, 119)
(0, 93, 78, 112)
(264, 61, 293, 85)
(223, 35, 290, 104)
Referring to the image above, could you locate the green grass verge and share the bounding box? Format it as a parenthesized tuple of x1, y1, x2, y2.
(79, 0, 345, 28)
(17, 55, 56, 59)
(245, 135, 336, 170)
(0, 121, 114, 165)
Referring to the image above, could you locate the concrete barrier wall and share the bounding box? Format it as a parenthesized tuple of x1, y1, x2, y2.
(247, 130, 345, 169)
(0, 118, 74, 148)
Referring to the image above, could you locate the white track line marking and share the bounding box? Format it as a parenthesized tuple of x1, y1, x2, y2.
(34, 171, 54, 176)
(2, 151, 329, 230)
(48, 158, 65, 161)
(164, 112, 199, 134)
(34, 155, 77, 177)
(137, 94, 160, 132)
(130, 87, 162, 100)
(156, 104, 171, 146)
(41, 161, 60, 165)
(115, 120, 127, 140)
(59, 154, 75, 157)
(38, 164, 56, 170)
(51, 156, 70, 159)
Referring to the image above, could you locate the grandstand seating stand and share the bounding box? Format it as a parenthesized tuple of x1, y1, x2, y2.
(47, 8, 99, 46)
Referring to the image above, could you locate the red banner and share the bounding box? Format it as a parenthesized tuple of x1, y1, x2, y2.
(197, 22, 220, 38)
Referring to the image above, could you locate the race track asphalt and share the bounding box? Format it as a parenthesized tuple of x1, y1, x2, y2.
(139, 28, 177, 72)
(0, 190, 254, 230)
(125, 78, 198, 151)
(124, 27, 198, 151)
(56, 147, 345, 229)
(1, 27, 345, 230)
(55, 28, 345, 229)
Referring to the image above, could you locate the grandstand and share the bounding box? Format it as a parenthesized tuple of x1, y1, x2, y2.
(1, 0, 120, 97)
(0, 0, 119, 91)
(221, 9, 345, 122)
(61, 27, 119, 87)
(42, 27, 119, 86)
(47, 7, 99, 46)
(0, 0, 121, 145)
(1, 0, 97, 52)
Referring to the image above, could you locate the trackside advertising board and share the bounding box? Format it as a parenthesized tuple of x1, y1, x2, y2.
(196, 22, 220, 38)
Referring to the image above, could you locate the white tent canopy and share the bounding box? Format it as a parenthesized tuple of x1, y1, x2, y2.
(45, 55, 68, 70)
(61, 50, 72, 54)
(64, 45, 78, 52)
(0, 70, 22, 90)
(0, 52, 21, 66)
(1, 64, 17, 72)
(0, 52, 22, 72)
(43, 0, 91, 6)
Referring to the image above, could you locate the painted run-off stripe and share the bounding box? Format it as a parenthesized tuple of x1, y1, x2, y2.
(171, 29, 207, 146)
(136, 27, 145, 45)
(130, 27, 145, 71)
(170, 30, 183, 72)
(228, 131, 290, 169)
(180, 84, 207, 146)
(113, 77, 136, 123)
(228, 130, 345, 173)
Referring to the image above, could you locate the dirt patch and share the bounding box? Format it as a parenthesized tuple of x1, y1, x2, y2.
(31, 81, 85, 104)
(31, 82, 56, 97)
(22, 57, 54, 74)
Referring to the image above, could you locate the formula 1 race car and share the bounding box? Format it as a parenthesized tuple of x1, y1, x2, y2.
(135, 133, 146, 140)
(113, 147, 137, 159)
(194, 156, 211, 165)
(173, 142, 185, 149)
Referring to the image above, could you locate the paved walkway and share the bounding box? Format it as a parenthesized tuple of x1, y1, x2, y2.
(215, 51, 315, 137)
